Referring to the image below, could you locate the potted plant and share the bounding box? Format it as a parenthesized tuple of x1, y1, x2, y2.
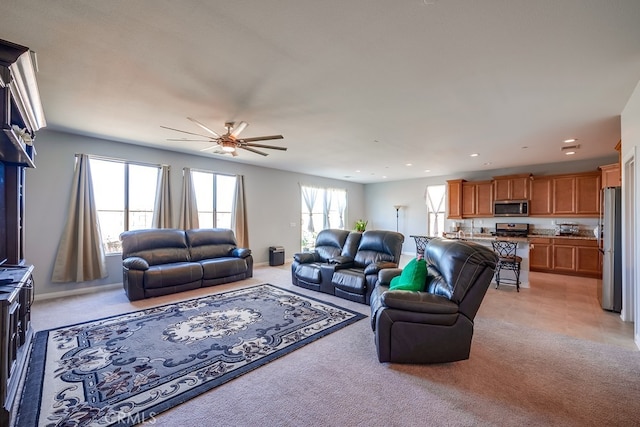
(354, 219, 368, 232)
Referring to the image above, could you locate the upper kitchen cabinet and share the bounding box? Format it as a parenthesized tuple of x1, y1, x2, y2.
(600, 163, 621, 188)
(446, 179, 464, 219)
(492, 173, 531, 200)
(462, 180, 493, 218)
(530, 176, 553, 216)
(552, 171, 601, 217)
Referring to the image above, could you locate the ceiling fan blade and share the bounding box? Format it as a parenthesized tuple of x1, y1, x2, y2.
(187, 117, 221, 138)
(244, 142, 287, 151)
(167, 138, 217, 142)
(230, 121, 248, 138)
(240, 146, 269, 156)
(199, 145, 222, 152)
(160, 126, 215, 140)
(238, 135, 284, 142)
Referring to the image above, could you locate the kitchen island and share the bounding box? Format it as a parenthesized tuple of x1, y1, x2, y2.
(441, 232, 531, 289)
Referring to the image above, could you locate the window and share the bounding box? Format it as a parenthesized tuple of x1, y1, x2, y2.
(191, 170, 237, 229)
(426, 184, 446, 237)
(90, 158, 160, 254)
(300, 185, 347, 251)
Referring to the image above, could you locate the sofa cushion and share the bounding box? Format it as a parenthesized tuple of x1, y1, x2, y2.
(121, 229, 190, 266)
(186, 228, 238, 261)
(295, 263, 322, 283)
(332, 269, 366, 294)
(200, 257, 248, 279)
(144, 262, 203, 289)
(389, 258, 427, 292)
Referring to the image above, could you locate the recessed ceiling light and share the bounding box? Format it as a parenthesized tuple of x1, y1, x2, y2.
(355, 170, 361, 173)
(564, 138, 577, 143)
(406, 163, 412, 167)
(470, 153, 479, 157)
(565, 151, 576, 155)
(483, 162, 492, 166)
(382, 176, 388, 179)
(424, 169, 431, 173)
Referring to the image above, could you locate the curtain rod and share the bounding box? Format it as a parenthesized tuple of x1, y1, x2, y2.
(75, 153, 167, 168)
(185, 166, 236, 177)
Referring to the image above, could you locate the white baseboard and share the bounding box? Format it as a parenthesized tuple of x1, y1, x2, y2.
(34, 282, 123, 302)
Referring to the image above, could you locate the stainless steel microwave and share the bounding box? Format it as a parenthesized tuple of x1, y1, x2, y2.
(494, 200, 529, 217)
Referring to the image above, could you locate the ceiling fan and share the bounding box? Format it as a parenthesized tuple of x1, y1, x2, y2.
(161, 118, 286, 157)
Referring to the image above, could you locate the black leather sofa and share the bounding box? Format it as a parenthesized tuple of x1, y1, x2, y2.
(292, 229, 404, 304)
(120, 228, 253, 301)
(370, 238, 497, 364)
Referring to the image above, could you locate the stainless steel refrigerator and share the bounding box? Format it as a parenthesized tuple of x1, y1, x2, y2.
(597, 186, 622, 312)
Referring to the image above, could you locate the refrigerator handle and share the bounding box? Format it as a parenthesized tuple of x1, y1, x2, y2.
(597, 187, 604, 253)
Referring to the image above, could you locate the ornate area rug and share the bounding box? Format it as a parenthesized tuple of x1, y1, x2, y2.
(17, 284, 364, 426)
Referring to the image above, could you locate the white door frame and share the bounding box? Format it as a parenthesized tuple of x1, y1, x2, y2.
(622, 147, 638, 347)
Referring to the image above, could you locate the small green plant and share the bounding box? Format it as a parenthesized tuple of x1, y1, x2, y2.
(354, 219, 368, 232)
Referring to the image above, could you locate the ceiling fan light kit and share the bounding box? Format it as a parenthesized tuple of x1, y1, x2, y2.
(161, 118, 286, 157)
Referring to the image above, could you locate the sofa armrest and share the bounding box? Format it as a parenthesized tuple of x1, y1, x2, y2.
(364, 261, 397, 276)
(377, 268, 402, 285)
(232, 247, 252, 258)
(381, 290, 458, 314)
(123, 256, 149, 270)
(294, 252, 318, 263)
(329, 255, 354, 267)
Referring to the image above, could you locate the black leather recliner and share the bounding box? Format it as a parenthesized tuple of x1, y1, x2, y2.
(291, 229, 359, 294)
(331, 230, 404, 304)
(370, 238, 497, 364)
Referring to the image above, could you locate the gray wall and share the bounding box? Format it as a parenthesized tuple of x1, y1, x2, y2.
(364, 156, 619, 255)
(25, 130, 365, 297)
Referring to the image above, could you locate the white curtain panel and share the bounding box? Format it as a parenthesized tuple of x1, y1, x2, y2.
(51, 154, 107, 282)
(178, 167, 199, 230)
(231, 175, 249, 248)
(152, 165, 172, 228)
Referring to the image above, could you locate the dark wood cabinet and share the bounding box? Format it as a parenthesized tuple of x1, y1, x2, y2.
(0, 266, 33, 426)
(0, 39, 43, 426)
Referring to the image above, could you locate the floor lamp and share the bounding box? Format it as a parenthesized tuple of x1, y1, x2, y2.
(393, 205, 403, 232)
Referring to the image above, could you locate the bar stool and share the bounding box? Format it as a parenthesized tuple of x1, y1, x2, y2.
(491, 240, 522, 292)
(409, 235, 432, 257)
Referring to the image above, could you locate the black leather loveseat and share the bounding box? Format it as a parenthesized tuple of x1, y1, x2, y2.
(120, 228, 253, 301)
(370, 238, 497, 364)
(292, 229, 404, 304)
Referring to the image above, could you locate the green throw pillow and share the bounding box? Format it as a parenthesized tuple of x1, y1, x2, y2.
(389, 258, 427, 292)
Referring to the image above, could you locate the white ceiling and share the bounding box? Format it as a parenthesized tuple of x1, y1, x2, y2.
(3, 0, 640, 183)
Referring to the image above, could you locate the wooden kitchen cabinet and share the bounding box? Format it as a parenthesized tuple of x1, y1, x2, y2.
(529, 237, 552, 270)
(492, 173, 531, 200)
(552, 175, 576, 215)
(530, 177, 553, 216)
(575, 173, 601, 215)
(447, 179, 464, 219)
(462, 180, 493, 217)
(552, 172, 601, 217)
(530, 237, 601, 278)
(600, 163, 621, 188)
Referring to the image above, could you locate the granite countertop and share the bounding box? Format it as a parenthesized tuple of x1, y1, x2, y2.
(441, 232, 529, 242)
(441, 232, 597, 242)
(528, 234, 597, 241)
